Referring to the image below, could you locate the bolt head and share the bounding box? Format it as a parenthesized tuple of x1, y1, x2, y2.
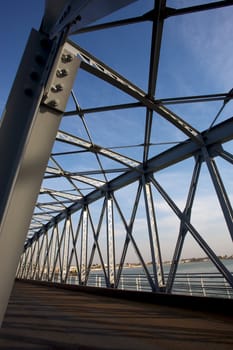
(61, 54, 74, 63)
(56, 68, 68, 77)
(49, 99, 59, 108)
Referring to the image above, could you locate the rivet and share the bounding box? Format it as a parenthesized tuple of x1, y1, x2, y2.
(35, 54, 45, 66)
(30, 71, 40, 81)
(51, 84, 64, 92)
(24, 88, 34, 97)
(56, 68, 68, 77)
(61, 54, 73, 63)
(40, 38, 51, 50)
(49, 99, 59, 108)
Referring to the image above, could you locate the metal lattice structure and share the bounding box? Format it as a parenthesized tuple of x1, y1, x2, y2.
(1, 0, 233, 324)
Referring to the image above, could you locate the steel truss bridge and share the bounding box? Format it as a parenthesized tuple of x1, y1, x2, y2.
(0, 0, 233, 326)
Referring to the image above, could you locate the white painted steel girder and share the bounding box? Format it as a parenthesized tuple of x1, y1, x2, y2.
(0, 30, 81, 326)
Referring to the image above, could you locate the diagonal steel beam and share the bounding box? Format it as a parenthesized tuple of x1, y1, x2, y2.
(71, 41, 203, 144)
(56, 130, 141, 168)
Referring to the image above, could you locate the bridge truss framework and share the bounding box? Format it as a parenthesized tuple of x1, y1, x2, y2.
(0, 0, 233, 324)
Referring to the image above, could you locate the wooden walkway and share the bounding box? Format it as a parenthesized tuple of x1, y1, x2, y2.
(0, 281, 233, 349)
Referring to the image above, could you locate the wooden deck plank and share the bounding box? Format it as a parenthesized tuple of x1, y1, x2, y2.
(0, 281, 233, 349)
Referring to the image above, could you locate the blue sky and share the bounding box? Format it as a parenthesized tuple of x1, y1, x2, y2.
(1, 1, 233, 263)
(0, 1, 43, 115)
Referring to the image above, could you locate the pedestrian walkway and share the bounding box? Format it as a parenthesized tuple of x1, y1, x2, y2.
(0, 281, 233, 349)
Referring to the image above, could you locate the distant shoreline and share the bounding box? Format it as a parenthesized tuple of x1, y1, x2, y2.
(90, 256, 233, 271)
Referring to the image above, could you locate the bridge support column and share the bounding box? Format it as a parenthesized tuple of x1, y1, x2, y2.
(0, 30, 80, 326)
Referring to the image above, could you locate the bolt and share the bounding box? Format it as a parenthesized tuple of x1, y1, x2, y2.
(35, 54, 45, 66)
(51, 84, 63, 92)
(40, 38, 51, 50)
(24, 88, 34, 97)
(61, 54, 73, 63)
(30, 71, 40, 81)
(56, 68, 68, 77)
(72, 15, 82, 25)
(49, 99, 59, 108)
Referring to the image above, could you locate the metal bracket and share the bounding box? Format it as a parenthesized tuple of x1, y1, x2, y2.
(43, 43, 81, 113)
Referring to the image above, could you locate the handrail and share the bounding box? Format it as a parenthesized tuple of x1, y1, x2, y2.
(56, 271, 233, 299)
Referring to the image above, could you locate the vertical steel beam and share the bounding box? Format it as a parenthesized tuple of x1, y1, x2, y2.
(29, 240, 37, 279)
(17, 251, 26, 279)
(80, 208, 88, 284)
(21, 247, 31, 279)
(64, 218, 76, 283)
(61, 217, 71, 283)
(25, 245, 33, 279)
(143, 0, 166, 163)
(33, 233, 45, 280)
(32, 238, 39, 280)
(0, 29, 80, 325)
(65, 216, 82, 282)
(16, 254, 24, 279)
(39, 231, 49, 280)
(106, 194, 116, 287)
(57, 221, 67, 282)
(50, 224, 62, 282)
(48, 226, 56, 281)
(142, 177, 165, 290)
(45, 231, 50, 280)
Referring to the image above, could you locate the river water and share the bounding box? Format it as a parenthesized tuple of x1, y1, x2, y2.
(86, 259, 233, 298)
(120, 259, 233, 274)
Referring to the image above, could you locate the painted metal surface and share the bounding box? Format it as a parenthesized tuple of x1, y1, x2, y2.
(1, 0, 233, 326)
(0, 31, 81, 326)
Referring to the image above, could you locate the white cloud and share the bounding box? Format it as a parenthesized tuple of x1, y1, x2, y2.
(179, 8, 233, 91)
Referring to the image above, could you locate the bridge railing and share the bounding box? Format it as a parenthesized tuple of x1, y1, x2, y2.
(49, 271, 233, 299)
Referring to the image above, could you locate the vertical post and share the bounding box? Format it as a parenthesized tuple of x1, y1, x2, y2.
(22, 248, 31, 279)
(62, 217, 70, 283)
(106, 193, 116, 287)
(45, 231, 50, 280)
(34, 233, 45, 280)
(32, 238, 39, 280)
(200, 277, 206, 297)
(80, 208, 88, 285)
(142, 177, 164, 291)
(48, 226, 57, 281)
(187, 275, 192, 296)
(40, 232, 48, 281)
(16, 251, 25, 279)
(50, 224, 60, 282)
(0, 28, 81, 325)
